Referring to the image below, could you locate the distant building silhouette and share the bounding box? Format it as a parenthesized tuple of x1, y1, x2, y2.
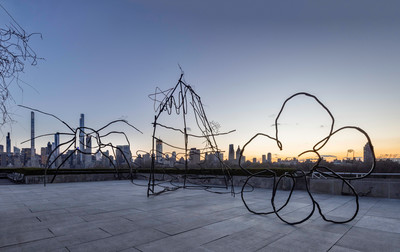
(363, 143, 373, 164)
(31, 111, 35, 160)
(143, 153, 151, 167)
(13, 147, 20, 155)
(156, 139, 163, 163)
(46, 142, 52, 156)
(267, 152, 272, 163)
(0, 152, 6, 167)
(236, 146, 241, 162)
(6, 132, 10, 155)
(54, 133, 60, 158)
(170, 151, 177, 167)
(40, 147, 47, 166)
(53, 132, 60, 167)
(116, 145, 132, 165)
(85, 135, 92, 167)
(79, 113, 85, 164)
(21, 148, 31, 166)
(86, 135, 92, 153)
(262, 154, 266, 164)
(229, 144, 234, 162)
(189, 148, 200, 164)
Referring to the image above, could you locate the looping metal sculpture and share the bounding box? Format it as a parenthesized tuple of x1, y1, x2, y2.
(239, 92, 376, 224)
(19, 105, 142, 185)
(147, 69, 235, 196)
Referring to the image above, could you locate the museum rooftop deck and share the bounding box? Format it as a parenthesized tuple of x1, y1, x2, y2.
(0, 180, 400, 251)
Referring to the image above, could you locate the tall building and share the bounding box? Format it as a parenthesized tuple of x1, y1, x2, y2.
(189, 148, 200, 164)
(54, 132, 60, 158)
(6, 132, 11, 155)
(13, 147, 20, 155)
(51, 132, 61, 168)
(267, 152, 272, 163)
(46, 142, 52, 156)
(262, 155, 266, 164)
(86, 135, 92, 154)
(116, 145, 132, 165)
(79, 113, 85, 164)
(228, 144, 234, 162)
(29, 111, 40, 167)
(50, 142, 57, 168)
(170, 151, 177, 167)
(31, 111, 35, 159)
(143, 153, 151, 167)
(156, 139, 163, 163)
(65, 150, 76, 168)
(0, 152, 6, 167)
(134, 154, 143, 167)
(0, 144, 3, 153)
(40, 147, 47, 166)
(21, 148, 31, 166)
(236, 146, 241, 162)
(363, 143, 373, 164)
(85, 135, 92, 167)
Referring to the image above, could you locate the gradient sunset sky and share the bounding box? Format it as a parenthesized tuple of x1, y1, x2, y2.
(1, 0, 399, 161)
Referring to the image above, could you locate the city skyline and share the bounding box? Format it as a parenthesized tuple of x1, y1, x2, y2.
(0, 117, 388, 166)
(0, 1, 399, 161)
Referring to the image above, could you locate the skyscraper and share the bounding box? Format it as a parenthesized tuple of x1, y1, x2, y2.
(13, 147, 20, 155)
(116, 145, 132, 165)
(54, 132, 60, 158)
(85, 135, 92, 167)
(86, 135, 92, 154)
(46, 142, 52, 156)
(170, 151, 177, 167)
(267, 152, 272, 163)
(79, 114, 85, 164)
(236, 146, 241, 162)
(6, 132, 10, 155)
(156, 139, 163, 163)
(40, 147, 47, 166)
(363, 143, 373, 164)
(31, 111, 35, 159)
(228, 144, 234, 162)
(189, 148, 200, 164)
(262, 155, 266, 164)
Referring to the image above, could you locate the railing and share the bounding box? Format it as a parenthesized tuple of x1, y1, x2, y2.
(311, 171, 400, 179)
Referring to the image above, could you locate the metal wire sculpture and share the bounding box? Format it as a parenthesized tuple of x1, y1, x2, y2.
(19, 105, 142, 185)
(239, 92, 376, 225)
(147, 70, 235, 196)
(0, 3, 42, 125)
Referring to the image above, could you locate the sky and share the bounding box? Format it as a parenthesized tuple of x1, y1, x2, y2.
(0, 0, 399, 161)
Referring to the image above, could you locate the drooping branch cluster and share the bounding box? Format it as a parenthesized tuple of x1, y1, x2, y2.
(0, 4, 42, 125)
(239, 92, 376, 225)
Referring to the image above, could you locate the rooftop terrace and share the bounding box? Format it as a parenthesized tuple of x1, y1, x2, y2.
(1, 180, 399, 251)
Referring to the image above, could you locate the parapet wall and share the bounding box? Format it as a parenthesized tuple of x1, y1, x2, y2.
(19, 173, 400, 199)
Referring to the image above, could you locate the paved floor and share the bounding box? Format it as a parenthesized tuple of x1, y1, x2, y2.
(0, 180, 399, 252)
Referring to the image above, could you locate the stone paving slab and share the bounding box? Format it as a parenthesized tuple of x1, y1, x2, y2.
(0, 180, 399, 251)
